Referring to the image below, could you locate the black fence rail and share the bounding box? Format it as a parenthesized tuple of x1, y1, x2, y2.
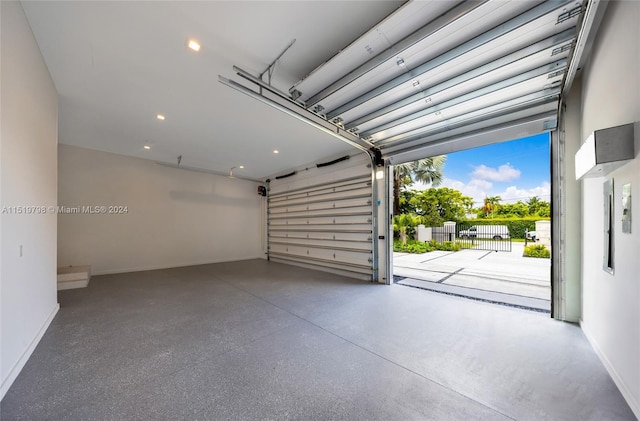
(432, 226, 456, 243)
(419, 222, 513, 252)
(456, 223, 512, 252)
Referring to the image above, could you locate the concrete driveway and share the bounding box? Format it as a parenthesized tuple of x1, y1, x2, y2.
(393, 242, 551, 312)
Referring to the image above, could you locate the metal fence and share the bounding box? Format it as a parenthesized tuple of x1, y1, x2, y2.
(432, 225, 457, 243)
(455, 222, 512, 252)
(417, 222, 513, 252)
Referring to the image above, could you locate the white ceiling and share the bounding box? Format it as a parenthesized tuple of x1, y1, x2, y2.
(21, 0, 404, 179)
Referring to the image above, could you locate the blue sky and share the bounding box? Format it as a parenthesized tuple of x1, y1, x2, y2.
(413, 133, 551, 206)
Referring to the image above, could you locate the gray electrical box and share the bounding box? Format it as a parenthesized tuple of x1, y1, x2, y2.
(575, 123, 636, 179)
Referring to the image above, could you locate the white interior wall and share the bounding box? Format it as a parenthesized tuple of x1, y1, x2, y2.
(574, 1, 640, 416)
(0, 1, 59, 399)
(58, 145, 263, 275)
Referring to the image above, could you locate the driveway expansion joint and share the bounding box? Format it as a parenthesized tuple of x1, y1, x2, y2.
(438, 268, 464, 283)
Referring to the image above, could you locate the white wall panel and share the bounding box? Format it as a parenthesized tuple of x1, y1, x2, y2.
(0, 1, 59, 399)
(58, 145, 263, 275)
(576, 1, 640, 417)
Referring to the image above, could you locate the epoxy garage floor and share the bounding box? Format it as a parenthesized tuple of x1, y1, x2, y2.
(1, 260, 635, 420)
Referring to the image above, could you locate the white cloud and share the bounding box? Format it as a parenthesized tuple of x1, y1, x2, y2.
(468, 179, 493, 190)
(471, 163, 521, 182)
(414, 178, 550, 206)
(408, 161, 548, 207)
(440, 178, 492, 205)
(497, 182, 551, 203)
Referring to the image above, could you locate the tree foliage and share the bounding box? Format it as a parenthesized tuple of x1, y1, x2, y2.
(458, 218, 545, 239)
(400, 188, 472, 226)
(476, 195, 550, 219)
(392, 213, 421, 245)
(395, 188, 551, 239)
(482, 195, 502, 217)
(393, 156, 446, 214)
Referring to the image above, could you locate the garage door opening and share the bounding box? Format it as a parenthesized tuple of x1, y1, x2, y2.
(215, 0, 590, 318)
(392, 133, 551, 312)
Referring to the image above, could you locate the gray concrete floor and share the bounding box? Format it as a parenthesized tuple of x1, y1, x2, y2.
(1, 259, 635, 420)
(394, 242, 552, 311)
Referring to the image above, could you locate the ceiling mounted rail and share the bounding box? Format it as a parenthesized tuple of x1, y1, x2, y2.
(260, 38, 296, 86)
(156, 162, 263, 183)
(218, 67, 376, 154)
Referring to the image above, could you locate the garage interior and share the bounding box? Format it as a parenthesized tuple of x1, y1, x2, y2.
(1, 0, 639, 419)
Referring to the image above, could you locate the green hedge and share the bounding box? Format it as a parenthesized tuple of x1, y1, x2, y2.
(523, 244, 551, 258)
(458, 218, 549, 239)
(394, 240, 461, 254)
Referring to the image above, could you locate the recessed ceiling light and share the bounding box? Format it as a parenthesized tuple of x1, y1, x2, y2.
(187, 39, 201, 52)
(143, 145, 151, 150)
(239, 165, 244, 169)
(156, 114, 165, 120)
(273, 150, 279, 154)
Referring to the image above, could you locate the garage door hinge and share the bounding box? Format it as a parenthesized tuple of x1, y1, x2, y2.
(557, 5, 581, 24)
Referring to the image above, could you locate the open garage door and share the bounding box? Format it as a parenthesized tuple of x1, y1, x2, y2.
(289, 0, 584, 161)
(267, 153, 376, 281)
(219, 0, 606, 314)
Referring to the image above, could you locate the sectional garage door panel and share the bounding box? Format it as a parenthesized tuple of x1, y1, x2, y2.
(267, 154, 374, 280)
(221, 0, 586, 185)
(288, 0, 585, 161)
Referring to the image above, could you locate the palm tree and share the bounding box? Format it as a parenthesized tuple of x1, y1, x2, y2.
(483, 195, 502, 217)
(526, 196, 541, 215)
(393, 156, 446, 214)
(393, 213, 420, 245)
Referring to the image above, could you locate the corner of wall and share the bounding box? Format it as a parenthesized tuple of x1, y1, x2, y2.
(1, 0, 59, 400)
(57, 146, 263, 274)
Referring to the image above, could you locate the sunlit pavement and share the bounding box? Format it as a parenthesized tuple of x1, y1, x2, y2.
(393, 242, 551, 312)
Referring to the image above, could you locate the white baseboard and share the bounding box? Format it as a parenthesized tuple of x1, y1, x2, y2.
(92, 255, 263, 276)
(0, 303, 60, 400)
(580, 319, 640, 419)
